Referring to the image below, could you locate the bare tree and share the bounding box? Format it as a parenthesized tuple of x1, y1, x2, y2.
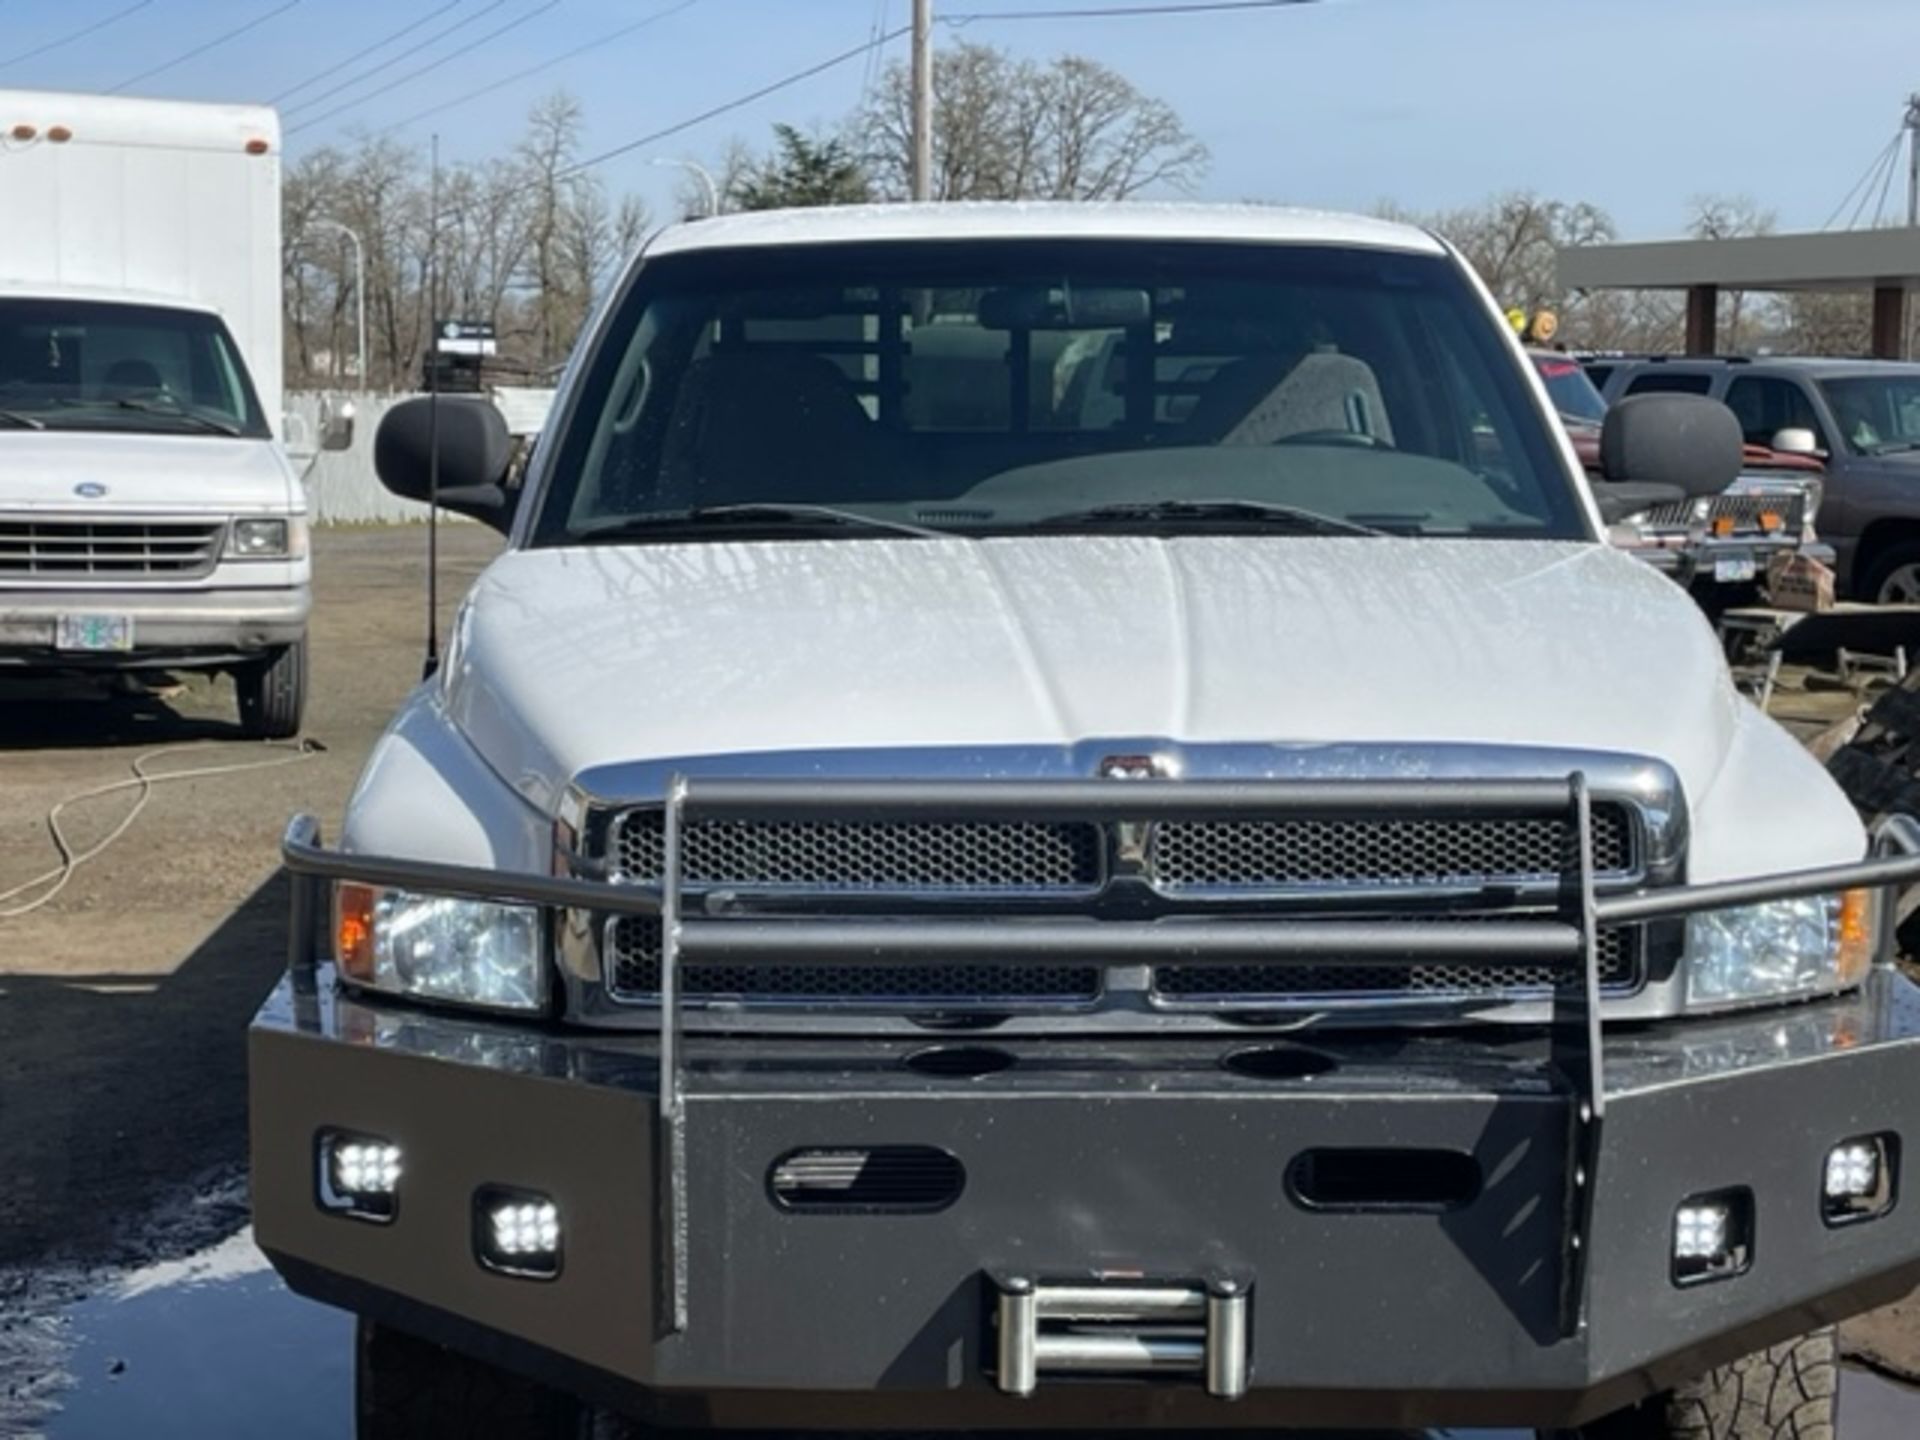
(857, 41, 1207, 201)
(1687, 193, 1777, 352)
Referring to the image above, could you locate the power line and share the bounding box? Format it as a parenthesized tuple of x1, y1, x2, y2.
(378, 0, 704, 134)
(0, 0, 153, 75)
(270, 0, 465, 104)
(551, 24, 912, 189)
(1825, 130, 1903, 230)
(109, 0, 304, 94)
(284, 0, 511, 118)
(287, 0, 563, 135)
(946, 0, 1317, 20)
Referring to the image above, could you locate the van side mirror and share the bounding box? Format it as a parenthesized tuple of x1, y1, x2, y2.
(318, 399, 356, 453)
(1771, 426, 1821, 456)
(374, 396, 514, 533)
(1599, 393, 1742, 498)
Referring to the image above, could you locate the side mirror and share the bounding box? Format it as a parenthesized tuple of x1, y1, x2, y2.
(1771, 426, 1821, 456)
(1600, 393, 1742, 498)
(374, 396, 515, 533)
(318, 399, 356, 453)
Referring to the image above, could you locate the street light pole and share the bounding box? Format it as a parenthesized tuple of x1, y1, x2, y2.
(651, 156, 720, 218)
(911, 0, 933, 201)
(304, 218, 366, 387)
(1906, 93, 1920, 229)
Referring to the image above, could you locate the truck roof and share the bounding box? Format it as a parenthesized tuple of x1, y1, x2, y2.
(0, 89, 279, 153)
(0, 278, 221, 314)
(645, 201, 1445, 259)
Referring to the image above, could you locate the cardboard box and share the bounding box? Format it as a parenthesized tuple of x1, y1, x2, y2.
(1765, 552, 1836, 612)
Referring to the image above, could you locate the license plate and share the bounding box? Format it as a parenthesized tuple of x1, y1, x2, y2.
(55, 613, 134, 652)
(1714, 553, 1757, 583)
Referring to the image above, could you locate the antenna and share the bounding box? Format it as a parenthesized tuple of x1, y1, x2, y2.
(423, 132, 443, 680)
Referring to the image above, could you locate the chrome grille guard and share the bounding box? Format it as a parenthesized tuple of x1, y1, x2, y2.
(282, 781, 1920, 1344)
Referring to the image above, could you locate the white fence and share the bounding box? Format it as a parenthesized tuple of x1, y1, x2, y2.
(287, 387, 553, 525)
(287, 391, 432, 525)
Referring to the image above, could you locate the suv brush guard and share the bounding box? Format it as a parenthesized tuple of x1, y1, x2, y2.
(281, 777, 1920, 1369)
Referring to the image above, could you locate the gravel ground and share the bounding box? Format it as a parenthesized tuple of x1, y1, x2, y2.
(1, 525, 1917, 1430)
(0, 526, 498, 1270)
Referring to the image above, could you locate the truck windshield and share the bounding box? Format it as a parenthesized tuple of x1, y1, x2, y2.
(535, 240, 1587, 544)
(1819, 374, 1920, 455)
(1533, 354, 1608, 424)
(0, 299, 268, 439)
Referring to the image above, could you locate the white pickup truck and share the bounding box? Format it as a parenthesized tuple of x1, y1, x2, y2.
(253, 204, 1920, 1440)
(0, 91, 341, 736)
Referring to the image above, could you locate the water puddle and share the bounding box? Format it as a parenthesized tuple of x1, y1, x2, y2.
(8, 1225, 1918, 1438)
(9, 1229, 348, 1439)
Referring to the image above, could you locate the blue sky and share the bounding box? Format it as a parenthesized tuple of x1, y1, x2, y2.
(2, 0, 1915, 236)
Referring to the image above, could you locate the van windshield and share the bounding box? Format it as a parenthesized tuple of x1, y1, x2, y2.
(534, 240, 1587, 544)
(0, 299, 268, 439)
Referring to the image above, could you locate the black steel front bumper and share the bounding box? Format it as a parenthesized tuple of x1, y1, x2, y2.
(252, 972, 1920, 1430)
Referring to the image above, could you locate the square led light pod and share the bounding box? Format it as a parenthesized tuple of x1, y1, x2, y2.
(1672, 1188, 1754, 1287)
(1824, 1134, 1898, 1227)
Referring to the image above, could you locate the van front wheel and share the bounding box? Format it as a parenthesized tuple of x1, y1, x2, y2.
(235, 639, 306, 739)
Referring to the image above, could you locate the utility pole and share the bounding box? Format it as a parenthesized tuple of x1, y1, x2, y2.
(1907, 93, 1920, 227)
(911, 0, 933, 201)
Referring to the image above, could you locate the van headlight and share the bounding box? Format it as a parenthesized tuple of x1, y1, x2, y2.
(335, 883, 546, 1013)
(1685, 890, 1874, 1010)
(228, 517, 308, 558)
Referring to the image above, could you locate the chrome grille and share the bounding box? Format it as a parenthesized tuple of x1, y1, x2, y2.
(610, 811, 1103, 892)
(1637, 491, 1805, 534)
(1149, 806, 1634, 892)
(1155, 926, 1638, 1001)
(605, 915, 1102, 1004)
(0, 517, 224, 578)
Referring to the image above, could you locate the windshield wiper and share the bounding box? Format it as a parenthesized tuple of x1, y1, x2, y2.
(0, 408, 46, 430)
(1034, 499, 1391, 537)
(54, 396, 243, 436)
(579, 503, 953, 542)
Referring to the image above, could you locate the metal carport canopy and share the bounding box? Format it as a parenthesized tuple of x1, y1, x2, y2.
(1557, 228, 1920, 356)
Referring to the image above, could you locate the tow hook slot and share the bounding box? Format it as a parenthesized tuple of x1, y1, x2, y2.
(992, 1276, 1249, 1399)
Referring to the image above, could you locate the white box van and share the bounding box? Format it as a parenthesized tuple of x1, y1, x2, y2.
(0, 90, 340, 736)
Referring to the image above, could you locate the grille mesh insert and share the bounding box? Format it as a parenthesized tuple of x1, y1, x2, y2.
(1154, 926, 1636, 999)
(1149, 807, 1633, 891)
(611, 812, 1102, 892)
(605, 916, 1101, 1003)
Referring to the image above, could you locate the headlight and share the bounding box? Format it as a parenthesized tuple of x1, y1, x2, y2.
(1685, 890, 1874, 1010)
(228, 517, 305, 557)
(335, 883, 546, 1013)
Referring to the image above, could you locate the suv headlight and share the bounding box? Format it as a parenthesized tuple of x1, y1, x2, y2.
(1685, 890, 1874, 1010)
(228, 517, 307, 558)
(335, 883, 546, 1013)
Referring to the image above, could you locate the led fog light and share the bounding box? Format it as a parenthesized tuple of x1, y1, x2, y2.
(475, 1187, 562, 1279)
(1672, 1189, 1752, 1286)
(1824, 1134, 1898, 1227)
(318, 1130, 402, 1222)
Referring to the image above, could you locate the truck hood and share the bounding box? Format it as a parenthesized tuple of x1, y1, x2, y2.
(0, 430, 296, 513)
(443, 536, 1746, 814)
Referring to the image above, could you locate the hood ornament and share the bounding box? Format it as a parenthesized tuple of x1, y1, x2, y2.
(74, 482, 109, 499)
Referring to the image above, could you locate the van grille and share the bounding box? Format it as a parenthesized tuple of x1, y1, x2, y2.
(0, 518, 225, 579)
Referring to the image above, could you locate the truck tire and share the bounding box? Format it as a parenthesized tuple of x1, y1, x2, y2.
(355, 1319, 590, 1440)
(1561, 1327, 1837, 1440)
(235, 639, 306, 739)
(1859, 541, 1920, 604)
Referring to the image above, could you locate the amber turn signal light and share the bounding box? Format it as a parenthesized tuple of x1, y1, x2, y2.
(1838, 888, 1875, 986)
(335, 882, 378, 980)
